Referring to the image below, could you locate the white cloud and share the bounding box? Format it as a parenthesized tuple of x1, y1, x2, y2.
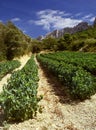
(11, 18, 21, 22)
(37, 9, 71, 17)
(82, 14, 93, 19)
(23, 30, 27, 33)
(35, 19, 51, 30)
(89, 17, 95, 22)
(53, 18, 82, 29)
(75, 13, 82, 17)
(30, 9, 82, 31)
(0, 20, 2, 22)
(81, 14, 96, 23)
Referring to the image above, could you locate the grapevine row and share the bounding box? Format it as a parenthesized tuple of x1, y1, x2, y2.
(0, 60, 21, 80)
(0, 56, 40, 121)
(41, 51, 96, 75)
(37, 54, 96, 100)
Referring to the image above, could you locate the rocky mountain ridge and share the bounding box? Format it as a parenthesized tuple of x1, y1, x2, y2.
(37, 18, 96, 40)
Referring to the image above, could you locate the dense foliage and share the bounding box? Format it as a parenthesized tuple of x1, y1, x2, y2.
(0, 56, 40, 121)
(59, 25, 96, 52)
(37, 52, 96, 100)
(0, 60, 21, 80)
(0, 21, 32, 61)
(41, 51, 96, 75)
(69, 26, 96, 52)
(36, 25, 96, 52)
(0, 20, 96, 61)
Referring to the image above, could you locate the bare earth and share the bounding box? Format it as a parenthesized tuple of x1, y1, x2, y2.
(9, 57, 96, 130)
(0, 55, 30, 93)
(0, 55, 96, 130)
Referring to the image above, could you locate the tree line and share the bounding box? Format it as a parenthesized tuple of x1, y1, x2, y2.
(0, 21, 96, 61)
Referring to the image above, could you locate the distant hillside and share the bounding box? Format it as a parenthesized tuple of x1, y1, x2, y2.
(0, 19, 96, 62)
(36, 18, 96, 52)
(37, 18, 96, 40)
(68, 18, 96, 52)
(45, 22, 89, 39)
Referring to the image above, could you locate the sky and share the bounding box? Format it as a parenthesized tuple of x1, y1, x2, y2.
(0, 0, 96, 38)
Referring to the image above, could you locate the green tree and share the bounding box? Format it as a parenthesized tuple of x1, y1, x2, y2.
(42, 37, 57, 50)
(57, 37, 66, 51)
(64, 33, 73, 44)
(4, 28, 28, 60)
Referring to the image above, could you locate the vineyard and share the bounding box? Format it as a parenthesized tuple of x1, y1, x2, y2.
(37, 51, 96, 100)
(39, 51, 96, 75)
(0, 56, 41, 121)
(0, 52, 96, 129)
(0, 60, 21, 81)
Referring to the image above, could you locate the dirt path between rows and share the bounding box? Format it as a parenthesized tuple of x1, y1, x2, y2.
(0, 55, 30, 93)
(0, 55, 31, 129)
(8, 57, 96, 130)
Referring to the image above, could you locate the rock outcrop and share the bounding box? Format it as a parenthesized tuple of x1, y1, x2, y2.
(93, 17, 96, 26)
(37, 18, 96, 40)
(36, 35, 44, 41)
(45, 22, 89, 38)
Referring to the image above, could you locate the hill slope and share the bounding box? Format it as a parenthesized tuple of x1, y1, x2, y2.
(37, 18, 96, 52)
(0, 21, 32, 61)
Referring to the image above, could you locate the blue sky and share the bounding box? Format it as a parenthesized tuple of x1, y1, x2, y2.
(0, 0, 96, 38)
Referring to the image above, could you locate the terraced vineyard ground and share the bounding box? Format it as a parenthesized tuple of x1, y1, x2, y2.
(0, 54, 96, 130)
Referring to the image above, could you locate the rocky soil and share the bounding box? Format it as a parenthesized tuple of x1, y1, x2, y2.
(0, 55, 30, 93)
(0, 55, 96, 130)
